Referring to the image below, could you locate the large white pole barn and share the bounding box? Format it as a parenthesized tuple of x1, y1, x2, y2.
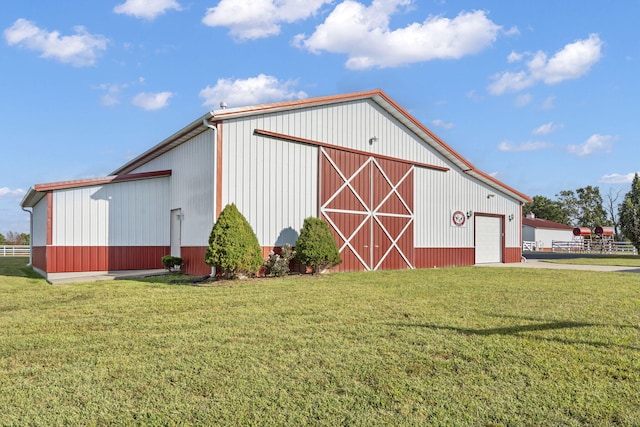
(21, 89, 531, 282)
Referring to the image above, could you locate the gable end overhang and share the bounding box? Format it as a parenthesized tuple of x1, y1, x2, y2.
(20, 170, 172, 208)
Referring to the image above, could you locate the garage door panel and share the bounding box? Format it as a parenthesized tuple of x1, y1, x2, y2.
(475, 216, 503, 264)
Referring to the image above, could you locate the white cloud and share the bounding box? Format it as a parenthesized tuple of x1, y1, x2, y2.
(431, 119, 453, 129)
(567, 133, 615, 157)
(514, 93, 532, 107)
(0, 187, 26, 199)
(541, 96, 556, 110)
(203, 0, 331, 40)
(4, 18, 108, 67)
(114, 0, 182, 20)
(96, 83, 129, 106)
(503, 26, 520, 37)
(599, 173, 639, 184)
(199, 74, 307, 108)
(497, 141, 551, 152)
(507, 51, 523, 63)
(532, 121, 563, 135)
(489, 34, 603, 95)
(466, 89, 484, 102)
(296, 3, 501, 69)
(132, 91, 174, 110)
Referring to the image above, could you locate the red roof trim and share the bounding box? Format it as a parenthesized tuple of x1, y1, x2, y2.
(106, 88, 529, 203)
(254, 129, 450, 172)
(522, 217, 573, 230)
(213, 89, 382, 119)
(374, 91, 475, 170)
(34, 170, 172, 192)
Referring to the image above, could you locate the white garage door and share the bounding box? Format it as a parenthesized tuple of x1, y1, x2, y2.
(475, 216, 502, 264)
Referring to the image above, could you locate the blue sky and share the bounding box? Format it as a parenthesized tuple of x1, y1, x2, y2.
(2, 0, 639, 235)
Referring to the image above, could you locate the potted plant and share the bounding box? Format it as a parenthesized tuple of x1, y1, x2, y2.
(161, 255, 184, 273)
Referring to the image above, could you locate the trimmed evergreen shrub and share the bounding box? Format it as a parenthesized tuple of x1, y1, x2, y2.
(264, 244, 295, 277)
(295, 217, 342, 274)
(205, 203, 263, 279)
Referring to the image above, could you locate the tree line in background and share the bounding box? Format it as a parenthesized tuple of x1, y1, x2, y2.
(523, 173, 640, 251)
(0, 232, 30, 246)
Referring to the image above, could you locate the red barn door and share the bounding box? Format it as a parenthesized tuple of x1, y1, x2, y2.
(320, 147, 414, 271)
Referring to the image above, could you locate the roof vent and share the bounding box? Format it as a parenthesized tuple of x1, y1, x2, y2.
(219, 101, 227, 109)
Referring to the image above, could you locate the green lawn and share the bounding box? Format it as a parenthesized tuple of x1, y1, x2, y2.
(1, 257, 639, 426)
(542, 254, 640, 267)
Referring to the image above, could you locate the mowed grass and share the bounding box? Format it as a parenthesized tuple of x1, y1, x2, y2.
(543, 254, 640, 267)
(1, 257, 639, 426)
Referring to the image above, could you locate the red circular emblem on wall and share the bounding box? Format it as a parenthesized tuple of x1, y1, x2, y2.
(452, 210, 466, 227)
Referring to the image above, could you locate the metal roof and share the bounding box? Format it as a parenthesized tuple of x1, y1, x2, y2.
(522, 217, 573, 230)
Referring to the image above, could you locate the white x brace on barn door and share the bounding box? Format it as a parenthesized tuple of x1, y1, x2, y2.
(319, 147, 414, 271)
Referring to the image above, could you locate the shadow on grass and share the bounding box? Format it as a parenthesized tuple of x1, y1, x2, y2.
(402, 320, 595, 336)
(393, 318, 640, 351)
(0, 257, 44, 280)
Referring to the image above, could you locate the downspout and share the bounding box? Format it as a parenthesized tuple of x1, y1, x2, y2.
(21, 205, 33, 267)
(203, 112, 218, 277)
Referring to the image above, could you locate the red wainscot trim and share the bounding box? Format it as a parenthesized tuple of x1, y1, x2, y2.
(180, 247, 211, 276)
(32, 246, 47, 271)
(414, 248, 475, 268)
(181, 245, 310, 277)
(46, 246, 169, 273)
(504, 247, 523, 263)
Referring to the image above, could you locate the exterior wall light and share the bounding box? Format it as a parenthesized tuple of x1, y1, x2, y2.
(508, 214, 514, 221)
(369, 136, 378, 144)
(466, 210, 473, 218)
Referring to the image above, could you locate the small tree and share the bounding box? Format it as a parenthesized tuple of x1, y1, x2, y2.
(295, 217, 341, 274)
(619, 173, 640, 253)
(205, 203, 263, 279)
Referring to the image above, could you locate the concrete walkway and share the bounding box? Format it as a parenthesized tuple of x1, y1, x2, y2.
(477, 258, 640, 274)
(47, 269, 167, 285)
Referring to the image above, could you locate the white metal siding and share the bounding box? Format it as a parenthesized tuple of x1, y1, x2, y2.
(248, 99, 450, 169)
(132, 130, 216, 247)
(475, 216, 502, 264)
(52, 178, 170, 246)
(222, 119, 318, 247)
(414, 167, 521, 248)
(532, 228, 574, 250)
(32, 197, 47, 246)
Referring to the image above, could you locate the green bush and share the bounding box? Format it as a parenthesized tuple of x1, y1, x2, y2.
(161, 255, 183, 272)
(295, 217, 342, 274)
(205, 203, 263, 279)
(264, 244, 295, 277)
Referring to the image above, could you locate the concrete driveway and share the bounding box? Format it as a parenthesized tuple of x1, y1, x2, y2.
(476, 252, 640, 273)
(477, 252, 640, 273)
(478, 259, 640, 273)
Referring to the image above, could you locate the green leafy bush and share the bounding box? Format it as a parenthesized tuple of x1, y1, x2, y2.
(295, 217, 342, 274)
(161, 255, 183, 272)
(264, 244, 295, 277)
(205, 203, 263, 279)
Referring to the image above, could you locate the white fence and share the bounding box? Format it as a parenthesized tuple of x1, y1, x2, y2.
(551, 240, 637, 255)
(0, 245, 30, 257)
